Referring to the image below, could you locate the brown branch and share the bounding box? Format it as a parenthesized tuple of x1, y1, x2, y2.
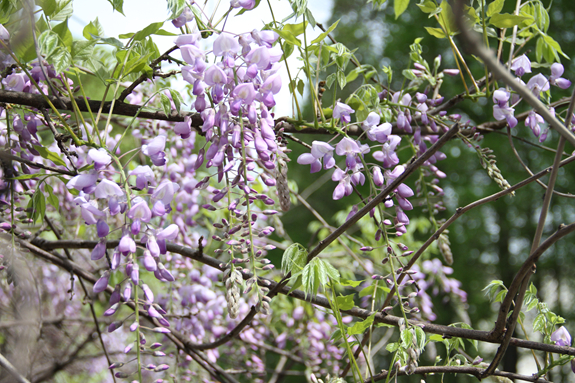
(27, 236, 575, 357)
(0, 151, 77, 177)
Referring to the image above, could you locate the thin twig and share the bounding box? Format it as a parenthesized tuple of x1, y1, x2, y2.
(0, 351, 31, 383)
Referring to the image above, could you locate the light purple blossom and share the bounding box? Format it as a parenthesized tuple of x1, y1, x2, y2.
(549, 63, 571, 89)
(251, 29, 278, 47)
(493, 104, 517, 128)
(525, 111, 545, 137)
(373, 135, 401, 168)
(213, 33, 241, 57)
(157, 224, 179, 241)
(95, 179, 124, 199)
(172, 7, 194, 28)
(231, 0, 256, 9)
(152, 181, 180, 205)
(174, 116, 192, 139)
(93, 271, 110, 294)
(336, 137, 363, 168)
(551, 326, 571, 347)
(67, 173, 98, 193)
(510, 54, 531, 77)
(128, 199, 152, 223)
(245, 46, 270, 70)
(333, 102, 354, 124)
(2, 73, 26, 92)
(527, 73, 550, 97)
(88, 148, 111, 170)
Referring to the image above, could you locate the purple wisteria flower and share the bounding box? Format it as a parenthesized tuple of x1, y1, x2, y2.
(525, 111, 545, 137)
(129, 165, 155, 190)
(67, 172, 98, 194)
(333, 102, 354, 124)
(88, 148, 111, 170)
(373, 135, 401, 168)
(231, 0, 256, 9)
(527, 73, 550, 98)
(551, 326, 571, 347)
(2, 73, 27, 92)
(142, 135, 167, 166)
(549, 63, 571, 89)
(510, 54, 531, 77)
(172, 6, 194, 28)
(336, 137, 364, 168)
(492, 88, 517, 128)
(297, 141, 335, 173)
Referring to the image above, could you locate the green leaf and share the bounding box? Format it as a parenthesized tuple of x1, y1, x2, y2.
(38, 30, 60, 58)
(49, 0, 73, 21)
(437, 1, 457, 35)
(282, 21, 307, 37)
(494, 290, 507, 303)
(114, 51, 153, 78)
(400, 328, 413, 347)
(425, 27, 447, 39)
(13, 174, 44, 180)
(281, 243, 308, 274)
(336, 70, 347, 89)
(417, 0, 436, 13)
(154, 29, 178, 36)
(542, 34, 569, 60)
(33, 146, 68, 167)
(31, 191, 46, 224)
(160, 93, 172, 116)
(489, 13, 532, 28)
(359, 284, 375, 298)
(49, 46, 72, 74)
(336, 294, 355, 310)
(280, 42, 295, 61)
(72, 40, 96, 61)
(339, 278, 362, 287)
(274, 28, 302, 47)
(106, 0, 125, 15)
(45, 183, 59, 210)
(385, 342, 399, 352)
(310, 19, 340, 45)
(100, 37, 124, 50)
(533, 313, 545, 332)
(294, 79, 304, 96)
(487, 0, 505, 17)
(52, 18, 72, 50)
(322, 259, 340, 282)
(414, 327, 426, 350)
(429, 334, 444, 342)
(348, 313, 376, 335)
(394, 0, 409, 19)
(166, 0, 185, 18)
(169, 89, 184, 114)
(325, 73, 336, 89)
(83, 18, 104, 40)
(131, 21, 164, 42)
